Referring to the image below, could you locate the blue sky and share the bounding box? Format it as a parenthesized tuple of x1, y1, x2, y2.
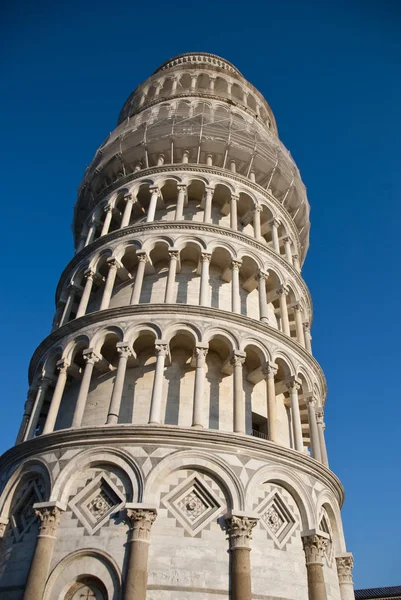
(1, 0, 400, 588)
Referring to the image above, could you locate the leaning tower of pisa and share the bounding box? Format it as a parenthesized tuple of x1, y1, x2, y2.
(0, 53, 355, 600)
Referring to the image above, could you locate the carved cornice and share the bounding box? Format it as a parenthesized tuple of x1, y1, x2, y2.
(28, 304, 325, 395)
(75, 164, 305, 253)
(58, 221, 310, 313)
(0, 425, 344, 506)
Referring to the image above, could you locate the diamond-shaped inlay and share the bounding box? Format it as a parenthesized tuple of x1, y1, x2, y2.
(256, 490, 297, 549)
(162, 473, 222, 536)
(69, 472, 125, 535)
(11, 479, 43, 541)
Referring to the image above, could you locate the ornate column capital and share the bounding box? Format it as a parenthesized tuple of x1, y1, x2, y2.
(155, 341, 169, 358)
(56, 358, 70, 375)
(231, 259, 242, 271)
(302, 532, 329, 565)
(168, 249, 180, 260)
(82, 348, 101, 366)
(33, 502, 64, 538)
(231, 352, 246, 368)
(224, 512, 259, 549)
(336, 553, 354, 584)
(149, 185, 160, 195)
(293, 302, 303, 312)
(305, 394, 318, 408)
(205, 186, 214, 195)
(123, 192, 133, 202)
(177, 184, 187, 193)
(286, 377, 301, 392)
(106, 257, 120, 270)
(201, 252, 212, 263)
(283, 236, 292, 244)
(84, 267, 95, 281)
(195, 344, 209, 361)
(116, 342, 132, 359)
(125, 504, 157, 542)
(257, 270, 269, 281)
(262, 362, 278, 379)
(136, 251, 149, 264)
(269, 217, 280, 228)
(277, 285, 289, 296)
(316, 408, 324, 424)
(103, 204, 113, 214)
(230, 194, 239, 202)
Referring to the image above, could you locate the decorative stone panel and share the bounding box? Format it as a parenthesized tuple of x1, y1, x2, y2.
(10, 478, 44, 542)
(69, 472, 125, 535)
(253, 483, 300, 550)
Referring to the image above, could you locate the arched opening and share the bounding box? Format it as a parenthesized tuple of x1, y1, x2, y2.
(243, 344, 266, 438)
(185, 180, 205, 221)
(164, 331, 196, 426)
(206, 334, 233, 431)
(209, 247, 232, 311)
(176, 242, 201, 305)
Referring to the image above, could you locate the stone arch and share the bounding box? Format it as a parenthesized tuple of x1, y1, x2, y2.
(43, 548, 122, 600)
(0, 458, 51, 517)
(51, 447, 143, 506)
(163, 322, 201, 345)
(63, 334, 91, 363)
(89, 326, 124, 354)
(240, 339, 271, 362)
(203, 326, 239, 352)
(246, 465, 315, 530)
(144, 449, 244, 510)
(316, 490, 346, 553)
(273, 352, 297, 377)
(125, 322, 162, 346)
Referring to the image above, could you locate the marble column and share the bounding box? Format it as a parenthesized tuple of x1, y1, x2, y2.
(85, 218, 98, 246)
(253, 206, 262, 240)
(230, 194, 239, 230)
(336, 553, 355, 600)
(203, 187, 214, 223)
(165, 250, 179, 303)
(131, 253, 148, 305)
(15, 391, 35, 444)
(304, 323, 313, 353)
(71, 349, 100, 428)
(302, 532, 329, 600)
(100, 258, 119, 310)
(76, 269, 95, 318)
(124, 505, 157, 600)
(175, 184, 186, 220)
(23, 502, 63, 600)
(287, 379, 303, 452)
(192, 344, 208, 428)
(107, 343, 132, 424)
(262, 363, 278, 443)
(199, 252, 211, 306)
(24, 377, 52, 440)
(231, 260, 242, 314)
(269, 218, 280, 252)
(42, 359, 70, 435)
(231, 352, 246, 434)
(305, 396, 322, 462)
(284, 237, 293, 264)
(225, 512, 259, 600)
(293, 253, 301, 272)
(121, 193, 135, 228)
(146, 186, 159, 223)
(101, 205, 113, 236)
(294, 304, 306, 347)
(257, 271, 269, 323)
(316, 409, 329, 467)
(59, 284, 77, 326)
(148, 342, 169, 424)
(278, 286, 290, 335)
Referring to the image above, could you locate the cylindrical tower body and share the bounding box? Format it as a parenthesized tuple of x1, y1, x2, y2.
(0, 53, 354, 600)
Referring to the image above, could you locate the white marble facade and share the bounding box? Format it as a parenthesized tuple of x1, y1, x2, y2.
(0, 53, 354, 600)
